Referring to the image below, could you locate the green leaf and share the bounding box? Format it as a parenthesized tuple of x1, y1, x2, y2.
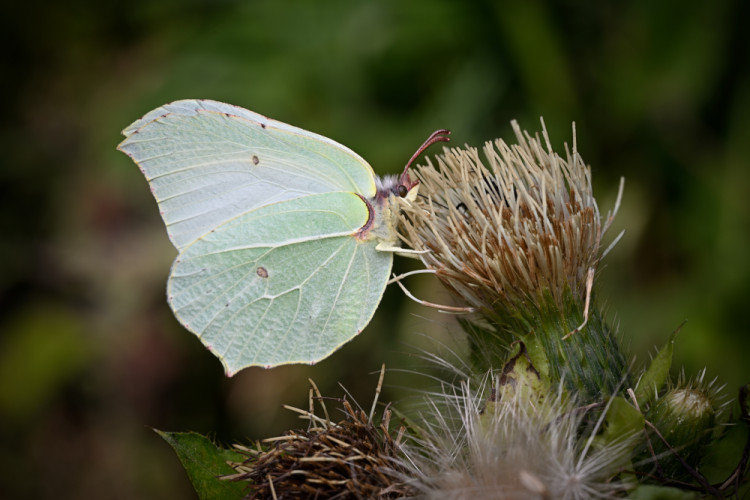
(594, 396, 644, 456)
(635, 329, 678, 408)
(495, 341, 550, 404)
(628, 484, 699, 499)
(155, 430, 246, 500)
(740, 383, 750, 419)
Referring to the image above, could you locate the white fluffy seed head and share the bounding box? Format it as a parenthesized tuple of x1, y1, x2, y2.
(397, 371, 636, 500)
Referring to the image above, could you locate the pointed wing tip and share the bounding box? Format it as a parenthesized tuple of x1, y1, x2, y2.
(115, 135, 131, 152)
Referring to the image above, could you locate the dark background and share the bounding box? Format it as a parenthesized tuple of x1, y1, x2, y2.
(2, 1, 749, 498)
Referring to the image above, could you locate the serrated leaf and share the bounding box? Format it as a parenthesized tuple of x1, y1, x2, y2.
(156, 430, 246, 500)
(635, 329, 678, 408)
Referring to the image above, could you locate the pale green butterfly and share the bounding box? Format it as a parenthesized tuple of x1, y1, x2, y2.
(117, 99, 449, 375)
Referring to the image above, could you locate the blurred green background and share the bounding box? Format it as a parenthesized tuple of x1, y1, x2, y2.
(2, 0, 749, 498)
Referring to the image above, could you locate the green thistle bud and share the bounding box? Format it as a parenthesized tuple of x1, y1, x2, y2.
(637, 372, 724, 482)
(399, 120, 628, 399)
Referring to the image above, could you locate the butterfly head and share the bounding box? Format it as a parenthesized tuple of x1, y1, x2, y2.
(375, 173, 419, 204)
(375, 129, 451, 204)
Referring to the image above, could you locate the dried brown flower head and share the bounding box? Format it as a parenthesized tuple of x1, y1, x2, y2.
(399, 120, 621, 316)
(225, 376, 413, 499)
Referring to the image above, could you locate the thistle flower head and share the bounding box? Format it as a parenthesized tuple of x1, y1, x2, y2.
(399, 120, 620, 315)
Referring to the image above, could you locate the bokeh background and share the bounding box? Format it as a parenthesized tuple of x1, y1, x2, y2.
(2, 1, 749, 498)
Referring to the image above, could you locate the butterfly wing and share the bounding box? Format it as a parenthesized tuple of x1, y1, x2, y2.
(168, 191, 393, 374)
(117, 99, 377, 250)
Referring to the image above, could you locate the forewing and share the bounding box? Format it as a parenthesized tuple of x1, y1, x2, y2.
(118, 99, 377, 250)
(167, 192, 392, 374)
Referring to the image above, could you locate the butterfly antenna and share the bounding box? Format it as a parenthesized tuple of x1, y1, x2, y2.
(401, 129, 451, 178)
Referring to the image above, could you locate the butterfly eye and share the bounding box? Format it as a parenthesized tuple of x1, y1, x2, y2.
(397, 184, 408, 197)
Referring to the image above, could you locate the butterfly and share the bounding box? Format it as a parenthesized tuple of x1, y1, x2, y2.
(118, 99, 449, 375)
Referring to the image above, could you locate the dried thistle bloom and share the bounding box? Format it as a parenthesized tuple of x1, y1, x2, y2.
(399, 120, 628, 398)
(225, 374, 414, 499)
(400, 120, 621, 315)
